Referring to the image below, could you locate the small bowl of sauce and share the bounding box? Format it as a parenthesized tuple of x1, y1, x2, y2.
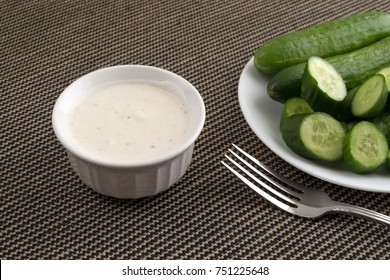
(52, 65, 206, 198)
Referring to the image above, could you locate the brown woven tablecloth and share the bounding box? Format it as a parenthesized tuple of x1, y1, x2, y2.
(1, 0, 389, 260)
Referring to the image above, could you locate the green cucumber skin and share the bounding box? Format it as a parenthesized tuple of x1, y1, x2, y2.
(341, 121, 358, 133)
(388, 151, 390, 173)
(378, 67, 390, 91)
(255, 12, 390, 74)
(373, 110, 390, 143)
(267, 36, 390, 103)
(279, 97, 313, 129)
(281, 113, 314, 159)
(336, 87, 358, 122)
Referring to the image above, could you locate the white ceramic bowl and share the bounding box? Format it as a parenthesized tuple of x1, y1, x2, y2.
(52, 65, 205, 199)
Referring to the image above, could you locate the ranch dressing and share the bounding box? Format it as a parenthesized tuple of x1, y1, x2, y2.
(69, 81, 189, 163)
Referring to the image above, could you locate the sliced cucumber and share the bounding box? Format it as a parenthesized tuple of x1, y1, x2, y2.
(378, 67, 390, 92)
(281, 112, 345, 162)
(280, 97, 313, 129)
(351, 74, 388, 118)
(343, 121, 388, 173)
(301, 57, 347, 116)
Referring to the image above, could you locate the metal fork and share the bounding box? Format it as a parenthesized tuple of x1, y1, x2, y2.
(222, 144, 390, 225)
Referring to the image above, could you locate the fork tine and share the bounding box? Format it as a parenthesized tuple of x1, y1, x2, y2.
(228, 149, 299, 198)
(221, 161, 290, 211)
(224, 154, 298, 206)
(232, 144, 306, 193)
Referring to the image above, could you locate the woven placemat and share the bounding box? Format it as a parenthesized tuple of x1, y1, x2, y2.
(1, 0, 389, 259)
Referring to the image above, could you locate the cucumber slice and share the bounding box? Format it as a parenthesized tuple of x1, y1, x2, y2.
(378, 67, 390, 92)
(281, 112, 345, 162)
(301, 56, 347, 116)
(351, 74, 388, 118)
(343, 121, 388, 173)
(280, 97, 313, 129)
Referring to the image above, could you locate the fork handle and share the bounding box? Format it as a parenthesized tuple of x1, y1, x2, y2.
(336, 203, 390, 225)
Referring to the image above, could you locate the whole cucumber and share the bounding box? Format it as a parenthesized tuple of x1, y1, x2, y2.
(267, 36, 390, 103)
(255, 12, 390, 74)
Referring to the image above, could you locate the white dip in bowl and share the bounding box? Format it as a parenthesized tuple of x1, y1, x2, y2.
(52, 65, 206, 199)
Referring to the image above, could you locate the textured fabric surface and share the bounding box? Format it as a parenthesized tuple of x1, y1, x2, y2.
(1, 0, 389, 259)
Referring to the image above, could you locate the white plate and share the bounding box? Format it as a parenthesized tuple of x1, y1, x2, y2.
(238, 58, 390, 193)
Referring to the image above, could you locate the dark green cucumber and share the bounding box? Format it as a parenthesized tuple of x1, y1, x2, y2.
(255, 12, 390, 74)
(336, 87, 359, 122)
(279, 97, 313, 129)
(373, 110, 390, 143)
(351, 74, 388, 118)
(281, 112, 345, 162)
(343, 121, 388, 173)
(267, 36, 390, 103)
(388, 151, 390, 173)
(341, 121, 358, 133)
(301, 56, 347, 116)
